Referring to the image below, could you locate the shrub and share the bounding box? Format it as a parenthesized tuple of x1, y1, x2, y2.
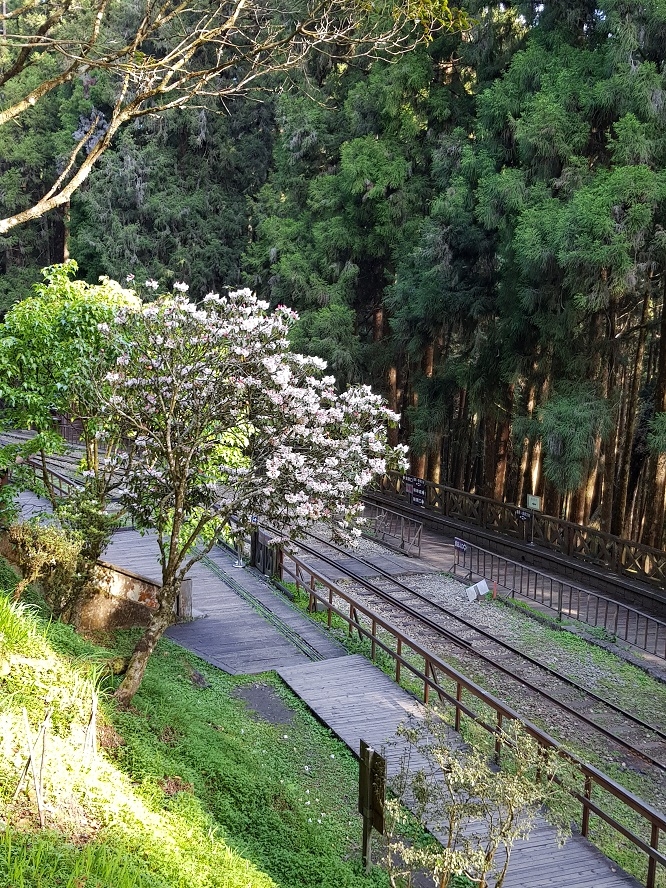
(7, 521, 82, 612)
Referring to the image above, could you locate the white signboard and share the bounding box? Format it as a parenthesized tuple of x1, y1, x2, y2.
(465, 579, 489, 602)
(526, 494, 541, 511)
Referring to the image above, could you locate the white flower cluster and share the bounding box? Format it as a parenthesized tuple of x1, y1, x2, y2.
(102, 288, 406, 543)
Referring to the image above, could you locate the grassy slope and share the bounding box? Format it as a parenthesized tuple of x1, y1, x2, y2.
(0, 560, 389, 888)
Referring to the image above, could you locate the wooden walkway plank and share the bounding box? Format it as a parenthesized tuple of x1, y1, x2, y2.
(103, 530, 346, 673)
(277, 655, 641, 888)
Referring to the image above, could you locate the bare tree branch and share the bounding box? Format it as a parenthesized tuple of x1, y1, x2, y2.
(0, 0, 463, 234)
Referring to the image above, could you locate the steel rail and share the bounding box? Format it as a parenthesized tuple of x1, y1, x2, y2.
(291, 531, 666, 770)
(279, 547, 666, 888)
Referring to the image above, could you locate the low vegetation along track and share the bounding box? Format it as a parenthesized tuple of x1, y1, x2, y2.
(287, 531, 666, 783)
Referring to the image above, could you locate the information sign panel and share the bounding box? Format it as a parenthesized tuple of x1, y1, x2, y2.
(412, 477, 427, 508)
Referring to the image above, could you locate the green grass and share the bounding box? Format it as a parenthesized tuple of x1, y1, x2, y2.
(2, 560, 663, 888)
(0, 566, 396, 888)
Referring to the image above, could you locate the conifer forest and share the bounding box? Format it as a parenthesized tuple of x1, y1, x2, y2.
(2, 0, 666, 546)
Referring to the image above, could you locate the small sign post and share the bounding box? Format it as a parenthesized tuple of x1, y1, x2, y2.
(526, 494, 541, 545)
(412, 477, 427, 508)
(359, 740, 386, 873)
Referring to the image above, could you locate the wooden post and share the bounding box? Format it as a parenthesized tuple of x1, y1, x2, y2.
(647, 822, 659, 888)
(581, 776, 592, 837)
(494, 712, 503, 763)
(176, 579, 193, 622)
(359, 740, 386, 874)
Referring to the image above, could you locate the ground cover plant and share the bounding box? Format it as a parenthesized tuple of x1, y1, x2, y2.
(0, 563, 397, 888)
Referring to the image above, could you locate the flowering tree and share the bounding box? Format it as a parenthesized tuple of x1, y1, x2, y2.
(385, 715, 576, 888)
(105, 287, 406, 704)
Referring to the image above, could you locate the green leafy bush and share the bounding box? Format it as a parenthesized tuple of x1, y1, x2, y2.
(6, 521, 81, 612)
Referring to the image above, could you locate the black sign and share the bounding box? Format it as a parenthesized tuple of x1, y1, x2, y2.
(404, 474, 415, 496)
(516, 509, 531, 522)
(454, 538, 468, 552)
(412, 477, 427, 508)
(359, 739, 386, 835)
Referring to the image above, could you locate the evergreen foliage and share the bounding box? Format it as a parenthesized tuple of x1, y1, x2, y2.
(3, 0, 666, 540)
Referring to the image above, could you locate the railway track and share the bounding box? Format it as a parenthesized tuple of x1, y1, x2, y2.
(6, 432, 666, 772)
(286, 530, 666, 779)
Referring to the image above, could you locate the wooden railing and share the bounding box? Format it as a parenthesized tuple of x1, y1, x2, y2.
(281, 549, 666, 888)
(453, 539, 666, 660)
(377, 472, 666, 591)
(25, 457, 80, 498)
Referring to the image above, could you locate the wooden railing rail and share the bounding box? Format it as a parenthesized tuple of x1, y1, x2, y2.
(377, 472, 666, 590)
(25, 457, 80, 498)
(281, 550, 666, 887)
(453, 538, 666, 660)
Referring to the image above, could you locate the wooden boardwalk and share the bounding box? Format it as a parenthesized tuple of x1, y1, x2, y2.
(103, 530, 345, 673)
(102, 532, 642, 888)
(278, 656, 642, 888)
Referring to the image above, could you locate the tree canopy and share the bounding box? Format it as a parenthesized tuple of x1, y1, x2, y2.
(0, 0, 464, 234)
(3, 0, 666, 546)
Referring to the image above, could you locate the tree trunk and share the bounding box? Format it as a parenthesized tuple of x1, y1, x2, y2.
(114, 581, 179, 706)
(428, 433, 442, 484)
(412, 451, 427, 477)
(516, 383, 537, 506)
(644, 272, 666, 547)
(483, 418, 497, 497)
(599, 311, 619, 534)
(454, 388, 468, 489)
(530, 438, 543, 501)
(613, 291, 649, 536)
(387, 364, 399, 447)
(493, 386, 514, 501)
(62, 199, 71, 262)
(645, 452, 666, 547)
(373, 306, 384, 343)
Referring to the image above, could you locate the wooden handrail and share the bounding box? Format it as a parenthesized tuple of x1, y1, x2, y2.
(282, 550, 666, 887)
(376, 473, 666, 591)
(364, 503, 422, 556)
(24, 457, 80, 497)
